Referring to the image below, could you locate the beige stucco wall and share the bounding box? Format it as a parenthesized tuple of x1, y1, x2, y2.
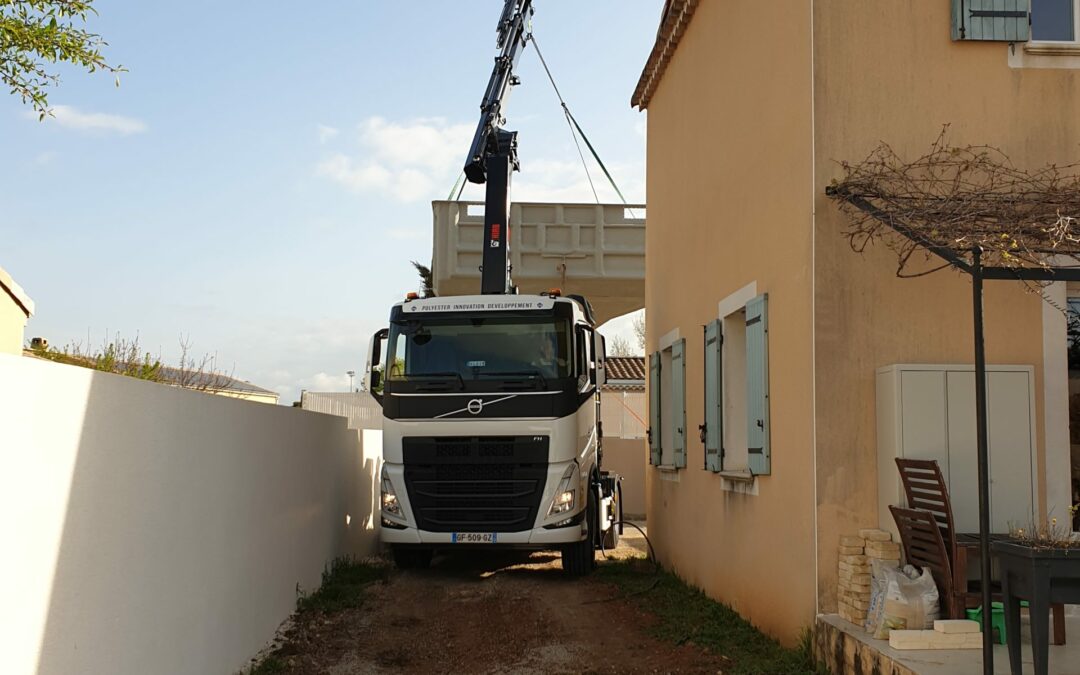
(812, 0, 1080, 614)
(0, 294, 27, 355)
(644, 0, 817, 645)
(643, 0, 1080, 645)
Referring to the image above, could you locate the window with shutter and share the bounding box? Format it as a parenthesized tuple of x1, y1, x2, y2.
(952, 0, 1031, 41)
(649, 351, 662, 465)
(672, 338, 687, 468)
(745, 294, 770, 475)
(703, 320, 723, 472)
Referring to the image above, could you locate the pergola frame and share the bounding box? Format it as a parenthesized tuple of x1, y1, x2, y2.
(827, 183, 1080, 673)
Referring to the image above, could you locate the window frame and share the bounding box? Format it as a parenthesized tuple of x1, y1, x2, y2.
(1030, 0, 1080, 44)
(701, 291, 770, 480)
(648, 329, 686, 470)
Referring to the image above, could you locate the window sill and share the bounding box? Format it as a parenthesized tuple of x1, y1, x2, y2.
(1024, 41, 1080, 56)
(655, 464, 680, 473)
(715, 469, 755, 483)
(1008, 41, 1080, 69)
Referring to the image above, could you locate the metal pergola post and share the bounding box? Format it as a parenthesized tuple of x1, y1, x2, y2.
(971, 248, 995, 672)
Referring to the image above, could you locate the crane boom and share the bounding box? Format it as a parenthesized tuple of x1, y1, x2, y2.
(464, 0, 533, 295)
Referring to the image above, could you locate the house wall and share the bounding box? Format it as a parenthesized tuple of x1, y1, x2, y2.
(643, 0, 817, 644)
(0, 294, 27, 355)
(812, 0, 1080, 613)
(0, 354, 381, 675)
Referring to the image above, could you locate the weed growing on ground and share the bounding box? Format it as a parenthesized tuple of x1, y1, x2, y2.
(295, 557, 389, 614)
(247, 558, 388, 674)
(595, 558, 827, 675)
(248, 655, 285, 674)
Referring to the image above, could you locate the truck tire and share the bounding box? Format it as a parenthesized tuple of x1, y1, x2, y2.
(392, 546, 433, 570)
(601, 488, 621, 551)
(560, 486, 597, 576)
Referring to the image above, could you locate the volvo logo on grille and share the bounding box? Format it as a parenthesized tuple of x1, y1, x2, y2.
(466, 398, 484, 415)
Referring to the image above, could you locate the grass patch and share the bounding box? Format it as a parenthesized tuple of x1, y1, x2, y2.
(596, 559, 826, 675)
(296, 558, 389, 614)
(248, 655, 286, 674)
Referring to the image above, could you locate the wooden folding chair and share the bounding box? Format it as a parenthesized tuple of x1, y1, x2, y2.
(894, 458, 1065, 644)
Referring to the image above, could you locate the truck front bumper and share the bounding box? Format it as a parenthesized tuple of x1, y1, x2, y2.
(380, 519, 587, 548)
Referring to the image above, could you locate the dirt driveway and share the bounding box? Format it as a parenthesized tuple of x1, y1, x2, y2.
(262, 529, 730, 674)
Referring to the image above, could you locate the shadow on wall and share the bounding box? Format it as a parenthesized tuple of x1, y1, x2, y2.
(0, 355, 377, 675)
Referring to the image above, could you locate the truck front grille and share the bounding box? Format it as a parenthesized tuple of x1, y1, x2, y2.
(402, 436, 549, 532)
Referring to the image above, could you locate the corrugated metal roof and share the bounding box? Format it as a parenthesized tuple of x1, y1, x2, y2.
(157, 366, 278, 396)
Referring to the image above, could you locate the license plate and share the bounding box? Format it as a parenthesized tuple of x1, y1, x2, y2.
(452, 532, 497, 544)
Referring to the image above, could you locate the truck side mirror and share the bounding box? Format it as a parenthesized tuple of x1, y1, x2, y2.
(364, 327, 389, 403)
(593, 332, 607, 387)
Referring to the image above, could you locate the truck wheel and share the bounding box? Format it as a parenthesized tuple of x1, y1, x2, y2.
(560, 486, 597, 576)
(392, 546, 433, 570)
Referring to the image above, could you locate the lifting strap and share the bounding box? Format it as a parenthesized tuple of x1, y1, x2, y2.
(529, 34, 634, 210)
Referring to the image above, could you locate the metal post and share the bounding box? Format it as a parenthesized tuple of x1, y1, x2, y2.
(972, 248, 994, 674)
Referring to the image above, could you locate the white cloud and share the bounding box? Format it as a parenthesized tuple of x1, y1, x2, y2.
(495, 157, 646, 205)
(298, 372, 352, 392)
(317, 124, 339, 143)
(316, 116, 472, 203)
(29, 104, 147, 135)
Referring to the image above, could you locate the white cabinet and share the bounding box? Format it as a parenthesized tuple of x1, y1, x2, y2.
(876, 364, 1036, 536)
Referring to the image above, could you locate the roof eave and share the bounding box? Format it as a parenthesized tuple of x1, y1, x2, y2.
(0, 266, 34, 318)
(631, 0, 700, 110)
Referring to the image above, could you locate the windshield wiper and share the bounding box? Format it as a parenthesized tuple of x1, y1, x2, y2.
(404, 372, 464, 390)
(479, 369, 548, 389)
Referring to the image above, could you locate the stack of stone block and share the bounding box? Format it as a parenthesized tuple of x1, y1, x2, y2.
(889, 620, 982, 650)
(837, 528, 901, 626)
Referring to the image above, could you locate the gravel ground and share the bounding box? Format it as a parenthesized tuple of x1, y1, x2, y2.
(255, 526, 730, 674)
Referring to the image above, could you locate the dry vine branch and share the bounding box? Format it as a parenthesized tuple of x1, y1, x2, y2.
(828, 126, 1080, 278)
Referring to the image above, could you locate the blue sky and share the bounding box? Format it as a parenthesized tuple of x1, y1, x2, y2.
(0, 1, 658, 402)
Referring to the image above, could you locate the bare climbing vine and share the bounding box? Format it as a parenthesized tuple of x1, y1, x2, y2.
(827, 126, 1080, 278)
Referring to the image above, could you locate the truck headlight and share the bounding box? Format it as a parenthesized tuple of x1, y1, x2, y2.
(381, 468, 401, 517)
(547, 463, 578, 517)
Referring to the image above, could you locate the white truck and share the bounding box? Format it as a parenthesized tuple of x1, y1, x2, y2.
(363, 0, 621, 575)
(365, 292, 621, 574)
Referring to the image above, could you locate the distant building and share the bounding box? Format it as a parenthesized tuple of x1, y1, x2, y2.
(600, 356, 646, 518)
(0, 266, 33, 356)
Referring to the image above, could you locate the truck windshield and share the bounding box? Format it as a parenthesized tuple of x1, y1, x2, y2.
(387, 315, 572, 382)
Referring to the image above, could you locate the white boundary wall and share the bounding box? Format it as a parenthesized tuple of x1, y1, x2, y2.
(0, 354, 381, 675)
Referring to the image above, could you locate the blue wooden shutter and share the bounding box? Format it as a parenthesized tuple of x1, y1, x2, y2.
(672, 339, 687, 468)
(952, 0, 1031, 41)
(704, 320, 723, 472)
(649, 351, 661, 465)
(746, 295, 770, 475)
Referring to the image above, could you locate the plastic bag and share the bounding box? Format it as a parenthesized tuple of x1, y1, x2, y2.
(871, 564, 940, 639)
(864, 558, 899, 635)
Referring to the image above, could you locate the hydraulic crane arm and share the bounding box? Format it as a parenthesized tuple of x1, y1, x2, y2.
(464, 0, 533, 295)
